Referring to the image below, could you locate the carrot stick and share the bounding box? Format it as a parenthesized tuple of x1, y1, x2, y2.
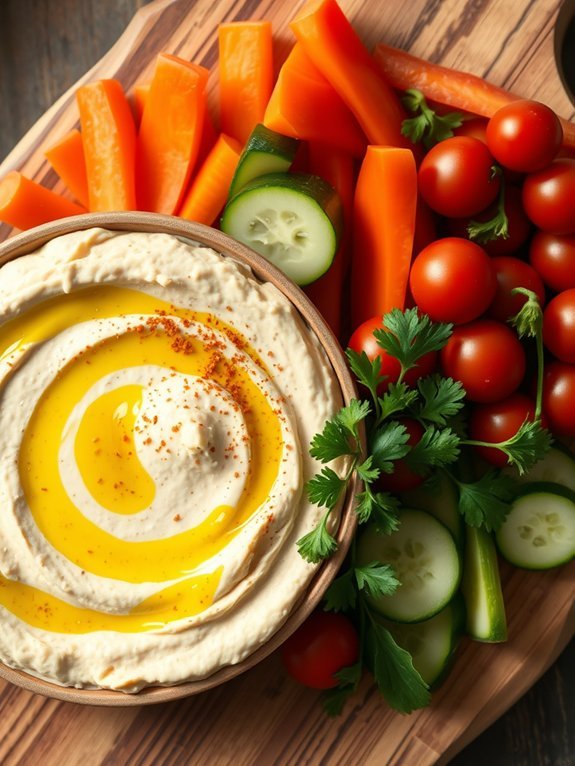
(132, 83, 150, 127)
(351, 147, 418, 328)
(374, 43, 575, 150)
(179, 134, 242, 226)
(44, 129, 89, 208)
(264, 43, 366, 158)
(219, 22, 274, 146)
(304, 143, 355, 339)
(0, 171, 85, 230)
(290, 0, 409, 148)
(76, 79, 137, 211)
(137, 54, 209, 214)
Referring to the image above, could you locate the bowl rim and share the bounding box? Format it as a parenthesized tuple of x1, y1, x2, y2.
(0, 212, 360, 706)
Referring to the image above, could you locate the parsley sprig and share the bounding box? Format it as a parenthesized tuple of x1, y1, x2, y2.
(467, 169, 509, 243)
(401, 89, 463, 149)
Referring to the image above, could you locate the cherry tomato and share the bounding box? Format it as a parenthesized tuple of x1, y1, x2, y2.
(409, 237, 496, 324)
(281, 611, 359, 690)
(468, 392, 539, 466)
(488, 256, 546, 322)
(542, 361, 575, 436)
(440, 319, 526, 403)
(418, 136, 500, 218)
(522, 159, 575, 235)
(413, 197, 438, 255)
(543, 289, 575, 363)
(446, 186, 531, 256)
(454, 118, 488, 143)
(348, 317, 437, 390)
(486, 100, 563, 173)
(377, 418, 425, 493)
(529, 231, 575, 292)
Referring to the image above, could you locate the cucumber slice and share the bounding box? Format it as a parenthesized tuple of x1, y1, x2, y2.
(380, 594, 466, 688)
(496, 483, 575, 569)
(462, 525, 507, 642)
(221, 172, 342, 285)
(400, 470, 464, 548)
(503, 444, 575, 492)
(228, 124, 299, 199)
(356, 509, 461, 623)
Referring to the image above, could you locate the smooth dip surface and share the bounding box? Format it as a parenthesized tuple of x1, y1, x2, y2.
(0, 228, 342, 691)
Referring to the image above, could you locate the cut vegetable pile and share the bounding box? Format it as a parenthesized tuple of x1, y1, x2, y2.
(1, 0, 574, 716)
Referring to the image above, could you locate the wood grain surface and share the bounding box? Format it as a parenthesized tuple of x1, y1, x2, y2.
(0, 1, 574, 765)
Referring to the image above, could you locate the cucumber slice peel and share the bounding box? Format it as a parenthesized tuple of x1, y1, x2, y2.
(503, 444, 575, 493)
(462, 525, 507, 642)
(221, 172, 343, 285)
(496, 483, 575, 569)
(228, 124, 299, 199)
(356, 509, 461, 623)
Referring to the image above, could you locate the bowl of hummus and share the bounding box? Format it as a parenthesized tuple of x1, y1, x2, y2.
(0, 212, 359, 704)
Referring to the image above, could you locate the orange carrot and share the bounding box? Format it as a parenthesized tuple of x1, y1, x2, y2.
(76, 79, 137, 211)
(179, 134, 242, 225)
(0, 171, 85, 230)
(351, 147, 418, 327)
(304, 143, 355, 339)
(219, 21, 274, 145)
(374, 43, 575, 150)
(264, 43, 366, 158)
(290, 0, 409, 148)
(44, 129, 89, 208)
(132, 82, 150, 127)
(197, 108, 218, 166)
(137, 54, 209, 214)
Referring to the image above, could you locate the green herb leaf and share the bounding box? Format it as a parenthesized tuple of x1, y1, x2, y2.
(357, 455, 380, 483)
(355, 490, 401, 533)
(370, 420, 411, 474)
(416, 375, 466, 426)
(324, 569, 356, 612)
(378, 382, 418, 421)
(510, 287, 543, 339)
(374, 309, 452, 376)
(401, 88, 463, 149)
(310, 419, 355, 464)
(467, 176, 509, 243)
(346, 348, 384, 403)
(322, 664, 361, 716)
(355, 562, 399, 599)
(455, 469, 517, 532)
(364, 616, 431, 714)
(296, 509, 338, 563)
(335, 661, 363, 688)
(493, 419, 553, 475)
(306, 467, 346, 508)
(337, 398, 371, 437)
(406, 425, 461, 472)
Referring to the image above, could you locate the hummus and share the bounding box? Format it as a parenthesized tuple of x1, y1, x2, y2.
(0, 228, 342, 691)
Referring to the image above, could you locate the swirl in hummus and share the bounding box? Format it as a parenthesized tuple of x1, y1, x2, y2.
(0, 228, 342, 691)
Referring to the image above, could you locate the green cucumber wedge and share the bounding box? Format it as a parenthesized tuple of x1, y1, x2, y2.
(228, 124, 299, 199)
(503, 443, 575, 492)
(400, 470, 464, 548)
(380, 594, 466, 689)
(462, 525, 507, 642)
(221, 172, 343, 285)
(496, 482, 575, 569)
(357, 509, 461, 623)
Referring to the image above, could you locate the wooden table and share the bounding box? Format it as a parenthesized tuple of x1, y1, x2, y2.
(0, 1, 573, 764)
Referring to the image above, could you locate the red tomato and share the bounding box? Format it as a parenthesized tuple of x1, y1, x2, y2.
(348, 317, 437, 390)
(454, 118, 488, 143)
(529, 231, 575, 292)
(488, 256, 546, 322)
(486, 100, 563, 173)
(468, 393, 539, 466)
(418, 136, 500, 218)
(377, 418, 425, 493)
(522, 159, 575, 235)
(446, 185, 531, 256)
(543, 289, 575, 363)
(281, 611, 359, 690)
(542, 361, 575, 436)
(409, 238, 496, 324)
(440, 319, 526, 403)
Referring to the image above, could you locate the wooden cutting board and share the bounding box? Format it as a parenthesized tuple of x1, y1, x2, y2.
(0, 1, 574, 764)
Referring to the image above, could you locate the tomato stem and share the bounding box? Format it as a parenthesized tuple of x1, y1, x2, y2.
(509, 287, 544, 419)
